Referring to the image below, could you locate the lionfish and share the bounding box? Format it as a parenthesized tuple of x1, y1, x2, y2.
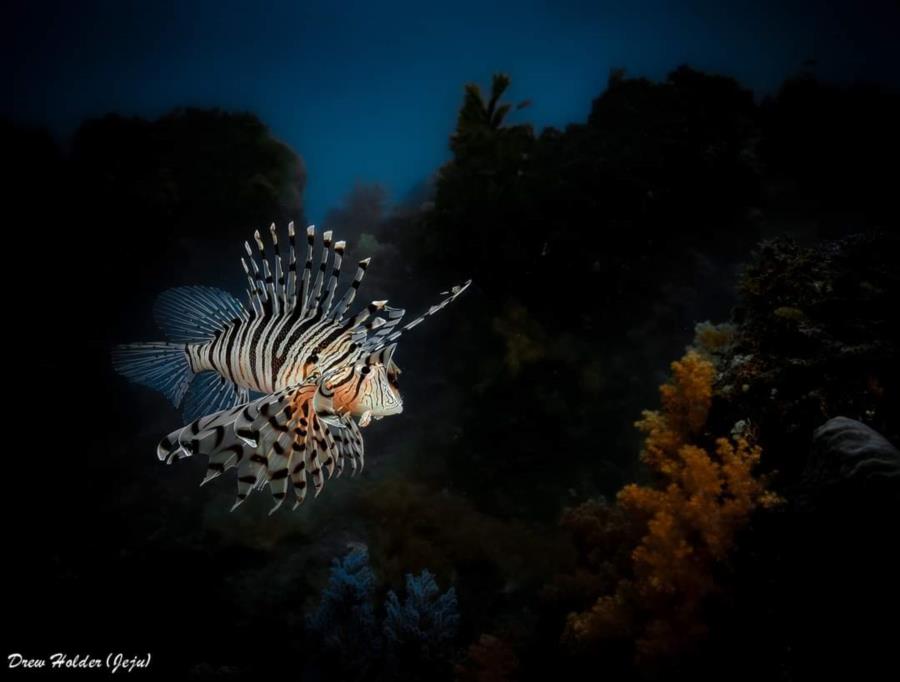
(113, 223, 470, 513)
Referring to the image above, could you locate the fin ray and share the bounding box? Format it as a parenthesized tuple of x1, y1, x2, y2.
(113, 342, 194, 408)
(154, 286, 246, 344)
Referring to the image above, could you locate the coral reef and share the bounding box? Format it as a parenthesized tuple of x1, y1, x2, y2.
(306, 547, 381, 678)
(703, 233, 900, 482)
(454, 634, 520, 682)
(545, 498, 636, 618)
(307, 547, 460, 681)
(13, 64, 895, 681)
(354, 480, 571, 610)
(551, 234, 899, 677)
(564, 351, 780, 661)
(384, 570, 460, 678)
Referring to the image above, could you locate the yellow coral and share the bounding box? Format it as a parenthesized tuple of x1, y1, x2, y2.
(773, 305, 805, 321)
(655, 350, 716, 435)
(693, 321, 736, 355)
(565, 350, 781, 661)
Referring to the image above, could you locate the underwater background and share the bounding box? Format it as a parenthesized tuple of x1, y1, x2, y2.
(4, 2, 899, 680)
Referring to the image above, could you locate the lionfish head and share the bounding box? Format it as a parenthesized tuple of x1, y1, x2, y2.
(349, 343, 404, 419)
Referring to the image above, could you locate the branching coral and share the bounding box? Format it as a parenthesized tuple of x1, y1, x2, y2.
(384, 570, 460, 660)
(546, 498, 636, 616)
(693, 320, 736, 359)
(565, 350, 780, 661)
(306, 547, 381, 676)
(307, 548, 461, 681)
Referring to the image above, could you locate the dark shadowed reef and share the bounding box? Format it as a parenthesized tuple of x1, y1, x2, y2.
(5, 68, 898, 680)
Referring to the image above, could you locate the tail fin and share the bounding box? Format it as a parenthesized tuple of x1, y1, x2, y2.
(112, 342, 195, 408)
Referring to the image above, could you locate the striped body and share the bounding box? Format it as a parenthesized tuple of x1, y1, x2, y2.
(187, 308, 363, 394)
(113, 222, 469, 513)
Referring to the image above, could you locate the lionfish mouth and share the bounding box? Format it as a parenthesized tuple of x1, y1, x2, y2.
(383, 403, 404, 417)
(381, 400, 404, 417)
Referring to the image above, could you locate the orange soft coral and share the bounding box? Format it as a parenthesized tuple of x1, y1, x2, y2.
(565, 350, 780, 661)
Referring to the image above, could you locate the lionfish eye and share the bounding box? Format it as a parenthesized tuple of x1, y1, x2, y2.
(360, 366, 371, 375)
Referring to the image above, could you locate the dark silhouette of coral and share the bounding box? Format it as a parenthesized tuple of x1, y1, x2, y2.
(306, 547, 381, 679)
(384, 570, 460, 678)
(455, 634, 520, 682)
(306, 548, 460, 681)
(699, 233, 900, 484)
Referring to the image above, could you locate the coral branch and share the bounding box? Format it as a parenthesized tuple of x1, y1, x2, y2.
(565, 350, 780, 661)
